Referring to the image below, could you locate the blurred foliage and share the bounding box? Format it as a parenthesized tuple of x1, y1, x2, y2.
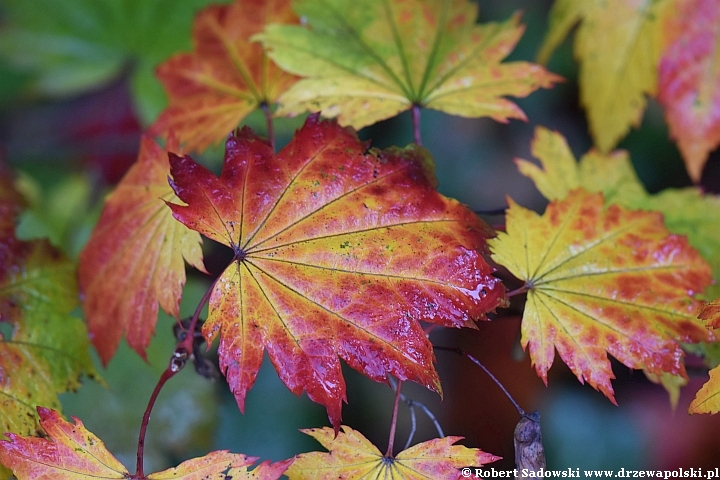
(0, 0, 231, 123)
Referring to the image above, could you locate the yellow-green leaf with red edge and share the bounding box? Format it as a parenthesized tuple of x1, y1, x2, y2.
(488, 189, 712, 402)
(150, 0, 299, 153)
(0, 169, 98, 443)
(657, 0, 720, 183)
(78, 135, 205, 365)
(167, 115, 506, 427)
(286, 425, 499, 479)
(516, 126, 720, 405)
(538, 0, 671, 153)
(257, 0, 560, 130)
(0, 407, 290, 480)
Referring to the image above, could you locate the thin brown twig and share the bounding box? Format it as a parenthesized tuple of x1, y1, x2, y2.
(435, 346, 526, 416)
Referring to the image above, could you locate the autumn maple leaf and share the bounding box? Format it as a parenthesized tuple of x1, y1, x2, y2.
(515, 126, 720, 406)
(78, 135, 205, 365)
(166, 115, 505, 427)
(489, 189, 712, 401)
(151, 0, 299, 153)
(0, 407, 290, 480)
(257, 0, 560, 130)
(286, 426, 499, 479)
(657, 0, 720, 182)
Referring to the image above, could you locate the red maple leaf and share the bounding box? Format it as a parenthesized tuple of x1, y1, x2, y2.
(167, 115, 505, 426)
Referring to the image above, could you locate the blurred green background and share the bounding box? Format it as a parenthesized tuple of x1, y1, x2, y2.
(1, 0, 719, 474)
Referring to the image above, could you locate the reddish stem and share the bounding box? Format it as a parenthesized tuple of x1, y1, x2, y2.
(506, 284, 529, 298)
(261, 102, 275, 152)
(412, 104, 422, 146)
(178, 276, 218, 353)
(135, 366, 178, 478)
(385, 379, 404, 458)
(134, 276, 219, 477)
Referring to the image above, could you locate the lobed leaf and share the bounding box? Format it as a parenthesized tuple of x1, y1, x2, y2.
(489, 190, 712, 401)
(657, 0, 720, 182)
(151, 0, 299, 152)
(538, 0, 671, 153)
(167, 115, 506, 427)
(78, 135, 205, 365)
(257, 0, 560, 130)
(286, 425, 499, 479)
(515, 126, 647, 207)
(517, 126, 720, 405)
(0, 170, 98, 441)
(0, 407, 288, 480)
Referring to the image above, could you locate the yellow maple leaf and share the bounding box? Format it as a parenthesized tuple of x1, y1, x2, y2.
(538, 0, 671, 153)
(286, 426, 499, 479)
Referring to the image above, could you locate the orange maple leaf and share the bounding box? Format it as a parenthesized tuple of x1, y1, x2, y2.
(286, 425, 499, 479)
(167, 115, 506, 426)
(489, 189, 712, 401)
(78, 135, 206, 365)
(657, 0, 720, 183)
(0, 407, 290, 480)
(151, 0, 299, 153)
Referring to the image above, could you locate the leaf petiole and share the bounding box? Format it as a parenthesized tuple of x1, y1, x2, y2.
(412, 104, 423, 146)
(260, 102, 275, 152)
(135, 275, 220, 478)
(385, 378, 404, 457)
(506, 284, 529, 298)
(388, 376, 445, 450)
(135, 365, 179, 478)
